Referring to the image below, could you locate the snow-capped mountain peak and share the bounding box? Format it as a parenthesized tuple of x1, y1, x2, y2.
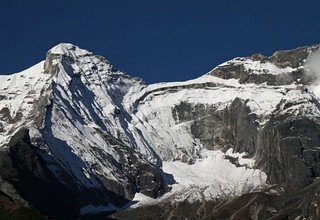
(2, 43, 320, 219)
(48, 43, 92, 57)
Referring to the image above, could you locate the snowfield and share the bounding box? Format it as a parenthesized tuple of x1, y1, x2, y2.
(0, 61, 52, 146)
(216, 57, 297, 75)
(131, 149, 267, 207)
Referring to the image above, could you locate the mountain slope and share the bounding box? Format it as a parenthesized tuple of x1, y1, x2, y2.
(1, 43, 320, 219)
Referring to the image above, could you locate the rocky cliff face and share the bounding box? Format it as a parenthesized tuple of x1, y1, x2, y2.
(209, 45, 319, 85)
(209, 45, 320, 188)
(1, 43, 320, 219)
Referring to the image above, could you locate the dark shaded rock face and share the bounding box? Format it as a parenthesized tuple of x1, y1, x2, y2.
(44, 53, 63, 76)
(0, 128, 132, 220)
(95, 131, 168, 200)
(256, 115, 320, 188)
(270, 46, 310, 68)
(0, 127, 167, 217)
(0, 127, 167, 219)
(0, 128, 80, 219)
(0, 107, 22, 124)
(173, 98, 258, 156)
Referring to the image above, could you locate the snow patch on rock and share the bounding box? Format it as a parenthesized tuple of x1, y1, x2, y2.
(131, 149, 268, 207)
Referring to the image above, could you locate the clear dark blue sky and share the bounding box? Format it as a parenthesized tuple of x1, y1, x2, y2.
(1, 0, 320, 83)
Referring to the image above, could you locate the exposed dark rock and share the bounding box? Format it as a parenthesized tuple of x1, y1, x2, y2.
(30, 87, 52, 129)
(0, 107, 22, 124)
(209, 62, 304, 86)
(172, 98, 258, 155)
(44, 53, 61, 75)
(96, 131, 168, 200)
(270, 46, 311, 68)
(2, 128, 80, 219)
(0, 189, 48, 220)
(0, 128, 131, 219)
(209, 62, 247, 81)
(256, 115, 320, 188)
(250, 53, 267, 62)
(209, 45, 320, 85)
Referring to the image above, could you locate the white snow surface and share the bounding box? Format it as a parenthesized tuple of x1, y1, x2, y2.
(49, 43, 92, 57)
(131, 149, 267, 207)
(0, 61, 52, 146)
(2, 43, 320, 207)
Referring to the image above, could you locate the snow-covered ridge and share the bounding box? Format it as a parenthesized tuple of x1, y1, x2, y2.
(49, 43, 92, 57)
(216, 57, 298, 75)
(0, 61, 52, 146)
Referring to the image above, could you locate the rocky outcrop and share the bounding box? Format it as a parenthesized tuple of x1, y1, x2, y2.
(0, 128, 148, 219)
(209, 45, 320, 85)
(0, 128, 81, 219)
(95, 131, 168, 199)
(172, 98, 258, 156)
(0, 126, 167, 219)
(256, 112, 320, 188)
(270, 46, 312, 68)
